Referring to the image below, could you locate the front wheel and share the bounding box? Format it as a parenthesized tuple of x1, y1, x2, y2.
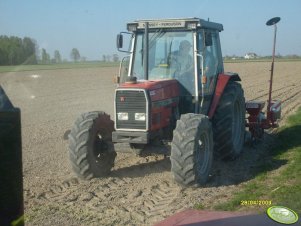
(171, 114, 213, 187)
(68, 111, 116, 179)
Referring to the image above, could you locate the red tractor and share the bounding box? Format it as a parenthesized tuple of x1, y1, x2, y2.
(68, 18, 281, 186)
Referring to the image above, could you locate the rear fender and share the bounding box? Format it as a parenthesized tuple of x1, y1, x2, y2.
(208, 72, 241, 119)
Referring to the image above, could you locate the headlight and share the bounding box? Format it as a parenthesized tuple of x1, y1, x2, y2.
(117, 112, 128, 120)
(135, 113, 146, 121)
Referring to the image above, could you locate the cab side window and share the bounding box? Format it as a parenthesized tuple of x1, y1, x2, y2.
(198, 30, 222, 95)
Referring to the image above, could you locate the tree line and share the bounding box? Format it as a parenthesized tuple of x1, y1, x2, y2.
(0, 35, 120, 65)
(40, 48, 84, 64)
(0, 35, 37, 65)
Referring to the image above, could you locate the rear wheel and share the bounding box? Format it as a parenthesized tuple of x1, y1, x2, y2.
(171, 114, 213, 187)
(68, 111, 116, 179)
(212, 81, 245, 159)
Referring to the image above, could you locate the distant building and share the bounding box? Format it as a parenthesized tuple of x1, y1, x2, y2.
(244, 53, 257, 59)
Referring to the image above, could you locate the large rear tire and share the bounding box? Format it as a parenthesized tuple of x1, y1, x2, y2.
(212, 81, 245, 159)
(68, 111, 116, 179)
(171, 114, 213, 187)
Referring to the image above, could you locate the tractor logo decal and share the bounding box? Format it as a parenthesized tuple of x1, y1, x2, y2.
(150, 90, 156, 96)
(267, 206, 299, 224)
(120, 96, 125, 102)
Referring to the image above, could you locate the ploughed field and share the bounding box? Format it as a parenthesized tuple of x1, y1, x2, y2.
(1, 61, 300, 225)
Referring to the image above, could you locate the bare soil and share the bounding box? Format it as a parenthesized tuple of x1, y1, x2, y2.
(1, 61, 300, 225)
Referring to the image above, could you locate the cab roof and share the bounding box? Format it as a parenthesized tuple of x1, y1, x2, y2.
(127, 17, 223, 32)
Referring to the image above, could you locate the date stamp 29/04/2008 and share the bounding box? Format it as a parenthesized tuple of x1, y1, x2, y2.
(240, 200, 272, 206)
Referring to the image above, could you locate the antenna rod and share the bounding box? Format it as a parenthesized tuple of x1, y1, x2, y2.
(266, 17, 280, 121)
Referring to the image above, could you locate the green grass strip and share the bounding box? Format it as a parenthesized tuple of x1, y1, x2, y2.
(198, 107, 301, 213)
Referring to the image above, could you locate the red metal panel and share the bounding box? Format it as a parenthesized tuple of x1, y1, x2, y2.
(208, 74, 231, 119)
(154, 209, 258, 226)
(119, 79, 180, 132)
(119, 79, 178, 91)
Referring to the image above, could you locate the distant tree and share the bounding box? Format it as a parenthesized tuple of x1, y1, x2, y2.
(41, 48, 47, 63)
(286, 54, 300, 59)
(70, 48, 80, 62)
(0, 36, 37, 65)
(276, 52, 282, 58)
(102, 54, 107, 62)
(8, 47, 18, 65)
(106, 54, 111, 62)
(0, 36, 9, 65)
(54, 50, 61, 63)
(112, 54, 119, 62)
(8, 36, 22, 64)
(41, 48, 50, 64)
(0, 48, 5, 65)
(46, 53, 50, 63)
(22, 37, 37, 64)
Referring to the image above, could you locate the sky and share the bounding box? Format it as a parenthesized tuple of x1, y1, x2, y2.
(1, 0, 300, 61)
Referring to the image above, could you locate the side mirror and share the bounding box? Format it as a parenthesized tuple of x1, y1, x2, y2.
(205, 32, 212, 46)
(116, 32, 133, 53)
(117, 34, 123, 49)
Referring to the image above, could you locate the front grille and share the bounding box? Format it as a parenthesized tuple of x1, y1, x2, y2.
(115, 90, 147, 130)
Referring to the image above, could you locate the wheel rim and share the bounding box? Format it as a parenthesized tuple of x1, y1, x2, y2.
(232, 101, 243, 149)
(196, 132, 210, 175)
(93, 131, 109, 162)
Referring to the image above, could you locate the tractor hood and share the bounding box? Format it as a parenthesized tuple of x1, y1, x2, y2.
(115, 79, 180, 133)
(118, 79, 179, 101)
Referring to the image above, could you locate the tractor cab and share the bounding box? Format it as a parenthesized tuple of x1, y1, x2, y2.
(117, 18, 224, 114)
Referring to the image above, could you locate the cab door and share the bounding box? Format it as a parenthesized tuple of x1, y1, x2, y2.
(198, 30, 224, 113)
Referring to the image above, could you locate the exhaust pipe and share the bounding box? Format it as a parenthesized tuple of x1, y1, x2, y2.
(144, 22, 149, 80)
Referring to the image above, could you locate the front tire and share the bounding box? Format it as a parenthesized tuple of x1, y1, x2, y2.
(171, 114, 213, 187)
(68, 111, 116, 179)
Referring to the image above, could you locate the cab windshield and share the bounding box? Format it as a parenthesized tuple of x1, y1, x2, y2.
(132, 30, 194, 83)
